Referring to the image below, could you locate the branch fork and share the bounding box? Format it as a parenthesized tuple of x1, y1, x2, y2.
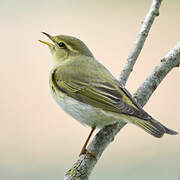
(64, 0, 180, 179)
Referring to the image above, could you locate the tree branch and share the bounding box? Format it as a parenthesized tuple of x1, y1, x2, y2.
(64, 41, 180, 180)
(134, 41, 180, 107)
(63, 1, 180, 179)
(119, 0, 162, 86)
(64, 122, 126, 180)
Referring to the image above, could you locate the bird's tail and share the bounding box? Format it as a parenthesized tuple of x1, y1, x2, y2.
(133, 118, 178, 138)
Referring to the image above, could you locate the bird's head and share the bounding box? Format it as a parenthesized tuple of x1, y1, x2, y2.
(39, 32, 94, 65)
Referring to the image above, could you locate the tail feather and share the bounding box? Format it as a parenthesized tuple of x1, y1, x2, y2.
(134, 119, 178, 138)
(161, 124, 178, 135)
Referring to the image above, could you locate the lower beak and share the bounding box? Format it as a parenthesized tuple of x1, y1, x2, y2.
(38, 40, 53, 47)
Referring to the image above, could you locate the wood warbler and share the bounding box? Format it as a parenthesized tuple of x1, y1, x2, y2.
(39, 32, 178, 156)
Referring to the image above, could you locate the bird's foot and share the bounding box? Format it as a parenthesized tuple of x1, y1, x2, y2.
(79, 148, 96, 160)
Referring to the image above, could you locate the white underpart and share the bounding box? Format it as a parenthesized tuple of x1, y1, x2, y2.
(50, 88, 127, 128)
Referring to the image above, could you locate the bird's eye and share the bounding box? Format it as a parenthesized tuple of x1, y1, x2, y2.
(58, 42, 66, 48)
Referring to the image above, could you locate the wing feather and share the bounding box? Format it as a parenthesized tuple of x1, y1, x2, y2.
(51, 58, 152, 121)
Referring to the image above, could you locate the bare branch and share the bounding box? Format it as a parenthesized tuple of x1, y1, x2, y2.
(134, 41, 180, 106)
(64, 41, 180, 179)
(64, 122, 126, 180)
(62, 1, 180, 179)
(119, 0, 163, 86)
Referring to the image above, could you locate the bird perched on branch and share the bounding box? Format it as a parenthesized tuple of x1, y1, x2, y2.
(39, 32, 178, 156)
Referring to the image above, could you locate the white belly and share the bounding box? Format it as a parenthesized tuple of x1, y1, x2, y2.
(51, 88, 126, 128)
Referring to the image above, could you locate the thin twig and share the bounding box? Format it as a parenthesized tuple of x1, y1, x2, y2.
(119, 0, 163, 86)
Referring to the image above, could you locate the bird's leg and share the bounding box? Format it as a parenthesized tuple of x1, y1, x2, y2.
(79, 126, 96, 158)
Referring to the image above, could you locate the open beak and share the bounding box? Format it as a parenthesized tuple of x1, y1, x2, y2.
(38, 32, 54, 47)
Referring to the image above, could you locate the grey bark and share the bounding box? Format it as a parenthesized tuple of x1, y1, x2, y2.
(64, 42, 180, 180)
(134, 42, 180, 106)
(119, 0, 162, 86)
(64, 0, 180, 179)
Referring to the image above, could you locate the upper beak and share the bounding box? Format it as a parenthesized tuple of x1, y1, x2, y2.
(38, 32, 54, 47)
(42, 32, 53, 39)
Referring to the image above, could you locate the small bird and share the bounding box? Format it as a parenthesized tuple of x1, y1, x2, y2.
(39, 32, 178, 156)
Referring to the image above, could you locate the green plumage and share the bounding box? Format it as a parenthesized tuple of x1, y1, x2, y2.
(40, 33, 178, 138)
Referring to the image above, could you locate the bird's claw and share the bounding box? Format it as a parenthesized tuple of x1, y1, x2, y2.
(79, 148, 96, 160)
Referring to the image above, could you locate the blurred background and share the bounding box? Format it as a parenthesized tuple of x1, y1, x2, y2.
(0, 0, 180, 179)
